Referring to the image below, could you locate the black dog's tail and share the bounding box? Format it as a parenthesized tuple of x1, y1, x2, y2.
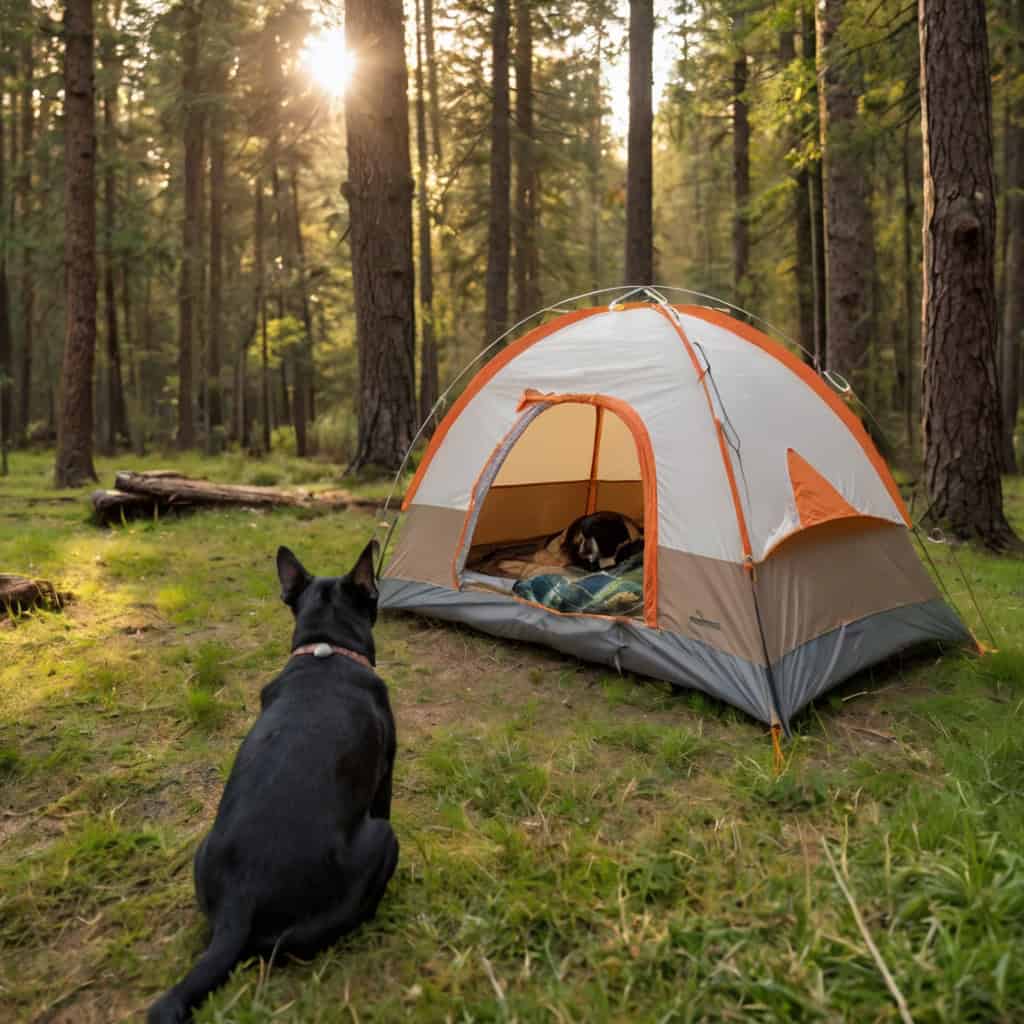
(147, 901, 252, 1024)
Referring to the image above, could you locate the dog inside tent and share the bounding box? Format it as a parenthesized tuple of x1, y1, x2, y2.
(379, 292, 972, 731)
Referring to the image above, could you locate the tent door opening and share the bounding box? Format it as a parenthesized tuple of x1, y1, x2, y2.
(454, 394, 659, 626)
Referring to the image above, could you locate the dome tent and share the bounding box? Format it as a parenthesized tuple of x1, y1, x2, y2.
(379, 291, 971, 731)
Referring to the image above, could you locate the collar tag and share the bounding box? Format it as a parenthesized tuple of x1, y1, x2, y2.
(312, 642, 332, 659)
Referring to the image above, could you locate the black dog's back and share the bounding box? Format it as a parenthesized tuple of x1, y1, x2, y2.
(148, 542, 398, 1024)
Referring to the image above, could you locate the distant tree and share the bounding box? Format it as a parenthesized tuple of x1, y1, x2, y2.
(414, 0, 438, 425)
(625, 0, 653, 284)
(342, 0, 417, 472)
(919, 0, 1019, 548)
(100, 0, 129, 452)
(177, 0, 203, 450)
(732, 14, 749, 302)
(55, 0, 99, 487)
(1001, 0, 1022, 472)
(485, 0, 511, 345)
(16, 13, 35, 444)
(513, 0, 540, 323)
(816, 0, 875, 388)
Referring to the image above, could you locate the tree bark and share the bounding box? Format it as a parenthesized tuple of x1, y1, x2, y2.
(802, 4, 827, 368)
(485, 0, 511, 346)
(0, 33, 13, 455)
(919, 0, 1018, 548)
(424, 0, 442, 166)
(289, 163, 312, 456)
(414, 0, 438, 426)
(207, 41, 226, 440)
(177, 0, 203, 450)
(342, 0, 417, 472)
(817, 0, 873, 387)
(588, 26, 604, 291)
(732, 20, 750, 303)
(625, 0, 654, 284)
(55, 0, 99, 487)
(101, 4, 128, 452)
(999, 0, 1022, 472)
(16, 23, 34, 443)
(513, 0, 541, 325)
(901, 120, 916, 452)
(255, 177, 271, 453)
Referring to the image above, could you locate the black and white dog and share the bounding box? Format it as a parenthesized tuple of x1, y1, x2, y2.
(148, 542, 398, 1024)
(563, 511, 644, 572)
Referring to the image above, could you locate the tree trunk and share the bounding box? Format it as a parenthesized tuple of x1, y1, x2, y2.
(55, 0, 99, 487)
(919, 0, 1018, 548)
(207, 54, 226, 440)
(414, 0, 438, 426)
(177, 0, 203, 450)
(484, 0, 511, 346)
(901, 120, 916, 452)
(588, 27, 604, 291)
(732, 21, 750, 303)
(817, 0, 873, 387)
(16, 25, 34, 444)
(802, 4, 827, 369)
(782, 25, 814, 363)
(343, 0, 417, 472)
(0, 43, 12, 455)
(513, 0, 541, 325)
(101, 7, 128, 452)
(424, 0, 442, 166)
(255, 177, 270, 453)
(289, 163, 311, 456)
(625, 0, 654, 284)
(999, 0, 1022, 472)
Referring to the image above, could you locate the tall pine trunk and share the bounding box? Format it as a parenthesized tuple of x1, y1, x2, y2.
(484, 0, 511, 346)
(255, 177, 270, 453)
(177, 0, 203, 449)
(901, 120, 917, 451)
(55, 0, 99, 487)
(0, 37, 13, 454)
(625, 0, 653, 284)
(207, 53, 226, 440)
(414, 0, 438, 426)
(817, 0, 873, 387)
(999, 0, 1022, 472)
(101, 5, 128, 452)
(513, 0, 540, 324)
(588, 28, 604, 291)
(16, 25, 34, 443)
(919, 0, 1018, 548)
(289, 163, 312, 457)
(802, 4, 827, 367)
(732, 20, 749, 302)
(343, 0, 417, 472)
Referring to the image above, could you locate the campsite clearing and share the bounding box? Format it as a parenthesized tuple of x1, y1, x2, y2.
(1, 450, 1022, 1023)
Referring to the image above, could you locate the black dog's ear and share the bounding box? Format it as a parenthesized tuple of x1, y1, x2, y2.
(277, 546, 312, 607)
(348, 539, 379, 603)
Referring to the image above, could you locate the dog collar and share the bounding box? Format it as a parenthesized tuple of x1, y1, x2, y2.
(290, 642, 373, 670)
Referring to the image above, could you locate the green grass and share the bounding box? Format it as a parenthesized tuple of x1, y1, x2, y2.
(0, 450, 1022, 1021)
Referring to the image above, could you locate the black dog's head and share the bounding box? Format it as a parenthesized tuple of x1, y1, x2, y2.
(276, 540, 380, 664)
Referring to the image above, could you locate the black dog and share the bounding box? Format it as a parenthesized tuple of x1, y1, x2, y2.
(148, 541, 398, 1024)
(563, 511, 644, 571)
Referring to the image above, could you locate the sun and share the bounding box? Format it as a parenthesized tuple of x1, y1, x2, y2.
(301, 27, 356, 98)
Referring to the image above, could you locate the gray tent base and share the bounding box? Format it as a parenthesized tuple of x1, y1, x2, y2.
(380, 578, 972, 730)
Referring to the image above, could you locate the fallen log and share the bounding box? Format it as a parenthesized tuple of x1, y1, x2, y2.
(90, 488, 160, 526)
(0, 575, 72, 618)
(92, 471, 382, 525)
